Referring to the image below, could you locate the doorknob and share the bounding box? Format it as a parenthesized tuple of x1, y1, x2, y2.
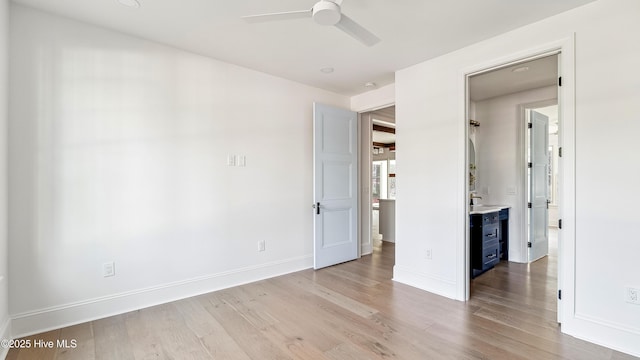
(312, 202, 320, 215)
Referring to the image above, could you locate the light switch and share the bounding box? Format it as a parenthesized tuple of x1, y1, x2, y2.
(227, 154, 236, 166)
(238, 155, 246, 167)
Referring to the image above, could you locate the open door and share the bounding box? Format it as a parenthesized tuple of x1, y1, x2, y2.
(313, 103, 358, 269)
(528, 110, 550, 262)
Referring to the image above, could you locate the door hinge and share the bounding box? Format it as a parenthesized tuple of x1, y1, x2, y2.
(558, 76, 562, 87)
(528, 122, 532, 129)
(528, 162, 532, 168)
(559, 147, 562, 157)
(558, 290, 562, 300)
(559, 219, 562, 229)
(528, 202, 532, 209)
(527, 242, 532, 248)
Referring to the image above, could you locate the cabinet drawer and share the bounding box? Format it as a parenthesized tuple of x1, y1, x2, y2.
(482, 224, 499, 241)
(484, 237, 499, 249)
(482, 212, 499, 225)
(482, 245, 500, 269)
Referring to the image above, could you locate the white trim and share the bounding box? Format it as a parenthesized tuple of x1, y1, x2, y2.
(359, 112, 373, 257)
(393, 265, 457, 299)
(10, 255, 312, 338)
(0, 317, 11, 360)
(575, 312, 640, 336)
(569, 314, 640, 358)
(460, 36, 576, 325)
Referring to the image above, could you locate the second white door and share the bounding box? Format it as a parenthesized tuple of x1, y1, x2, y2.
(313, 103, 358, 269)
(528, 110, 550, 262)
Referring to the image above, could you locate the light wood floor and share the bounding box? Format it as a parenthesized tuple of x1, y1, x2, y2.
(7, 239, 638, 360)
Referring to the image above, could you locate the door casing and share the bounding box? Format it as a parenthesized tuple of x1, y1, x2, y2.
(461, 36, 576, 332)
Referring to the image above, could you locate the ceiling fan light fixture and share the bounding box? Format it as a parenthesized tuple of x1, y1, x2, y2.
(312, 1, 341, 26)
(242, 0, 379, 47)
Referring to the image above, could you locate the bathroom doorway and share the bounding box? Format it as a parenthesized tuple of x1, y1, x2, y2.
(466, 54, 562, 314)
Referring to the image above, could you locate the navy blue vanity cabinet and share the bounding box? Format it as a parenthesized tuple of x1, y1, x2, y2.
(471, 211, 502, 278)
(498, 208, 509, 261)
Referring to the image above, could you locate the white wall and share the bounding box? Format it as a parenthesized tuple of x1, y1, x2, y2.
(395, 0, 640, 356)
(475, 86, 557, 263)
(0, 0, 10, 356)
(8, 5, 349, 336)
(350, 83, 395, 113)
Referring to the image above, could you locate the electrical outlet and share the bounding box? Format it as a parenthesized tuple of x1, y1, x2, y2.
(626, 287, 640, 304)
(426, 249, 432, 260)
(103, 261, 115, 277)
(258, 240, 266, 252)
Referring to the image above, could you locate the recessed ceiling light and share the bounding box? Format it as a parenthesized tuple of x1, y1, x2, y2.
(320, 67, 334, 74)
(512, 66, 530, 73)
(117, 0, 140, 8)
(364, 82, 377, 89)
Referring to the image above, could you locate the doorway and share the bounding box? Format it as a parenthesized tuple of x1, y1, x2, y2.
(360, 106, 396, 260)
(466, 54, 561, 306)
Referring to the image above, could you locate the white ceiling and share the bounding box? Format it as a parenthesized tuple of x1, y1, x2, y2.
(470, 55, 558, 101)
(11, 0, 596, 95)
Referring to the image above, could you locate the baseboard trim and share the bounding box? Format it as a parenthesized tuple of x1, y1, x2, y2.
(0, 317, 11, 360)
(11, 255, 312, 338)
(565, 312, 640, 357)
(392, 265, 457, 300)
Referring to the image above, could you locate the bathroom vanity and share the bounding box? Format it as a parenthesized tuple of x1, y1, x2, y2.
(470, 206, 509, 278)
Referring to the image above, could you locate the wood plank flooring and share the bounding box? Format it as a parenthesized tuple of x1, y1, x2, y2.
(7, 238, 638, 359)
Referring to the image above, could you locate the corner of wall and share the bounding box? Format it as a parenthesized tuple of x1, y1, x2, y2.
(1, 0, 10, 356)
(0, 317, 10, 359)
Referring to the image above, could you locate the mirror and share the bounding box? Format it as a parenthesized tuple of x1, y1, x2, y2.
(469, 139, 476, 190)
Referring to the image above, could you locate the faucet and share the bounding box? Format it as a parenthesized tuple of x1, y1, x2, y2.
(470, 193, 482, 206)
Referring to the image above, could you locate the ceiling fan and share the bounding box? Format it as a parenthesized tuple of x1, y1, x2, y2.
(242, 0, 380, 47)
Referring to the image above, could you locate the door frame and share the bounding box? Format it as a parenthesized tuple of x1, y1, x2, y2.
(356, 104, 395, 257)
(461, 36, 576, 328)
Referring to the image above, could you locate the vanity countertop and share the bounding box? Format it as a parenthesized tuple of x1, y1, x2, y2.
(469, 204, 510, 215)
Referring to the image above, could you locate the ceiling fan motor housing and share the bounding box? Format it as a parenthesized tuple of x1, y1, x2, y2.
(313, 1, 341, 26)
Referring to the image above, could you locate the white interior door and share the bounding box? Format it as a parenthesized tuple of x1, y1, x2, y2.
(528, 110, 550, 262)
(313, 103, 358, 269)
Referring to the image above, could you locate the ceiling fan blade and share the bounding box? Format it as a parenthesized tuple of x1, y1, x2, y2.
(242, 9, 311, 23)
(335, 14, 380, 46)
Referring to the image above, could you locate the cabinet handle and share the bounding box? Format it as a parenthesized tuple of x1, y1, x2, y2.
(486, 254, 497, 260)
(487, 233, 497, 238)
